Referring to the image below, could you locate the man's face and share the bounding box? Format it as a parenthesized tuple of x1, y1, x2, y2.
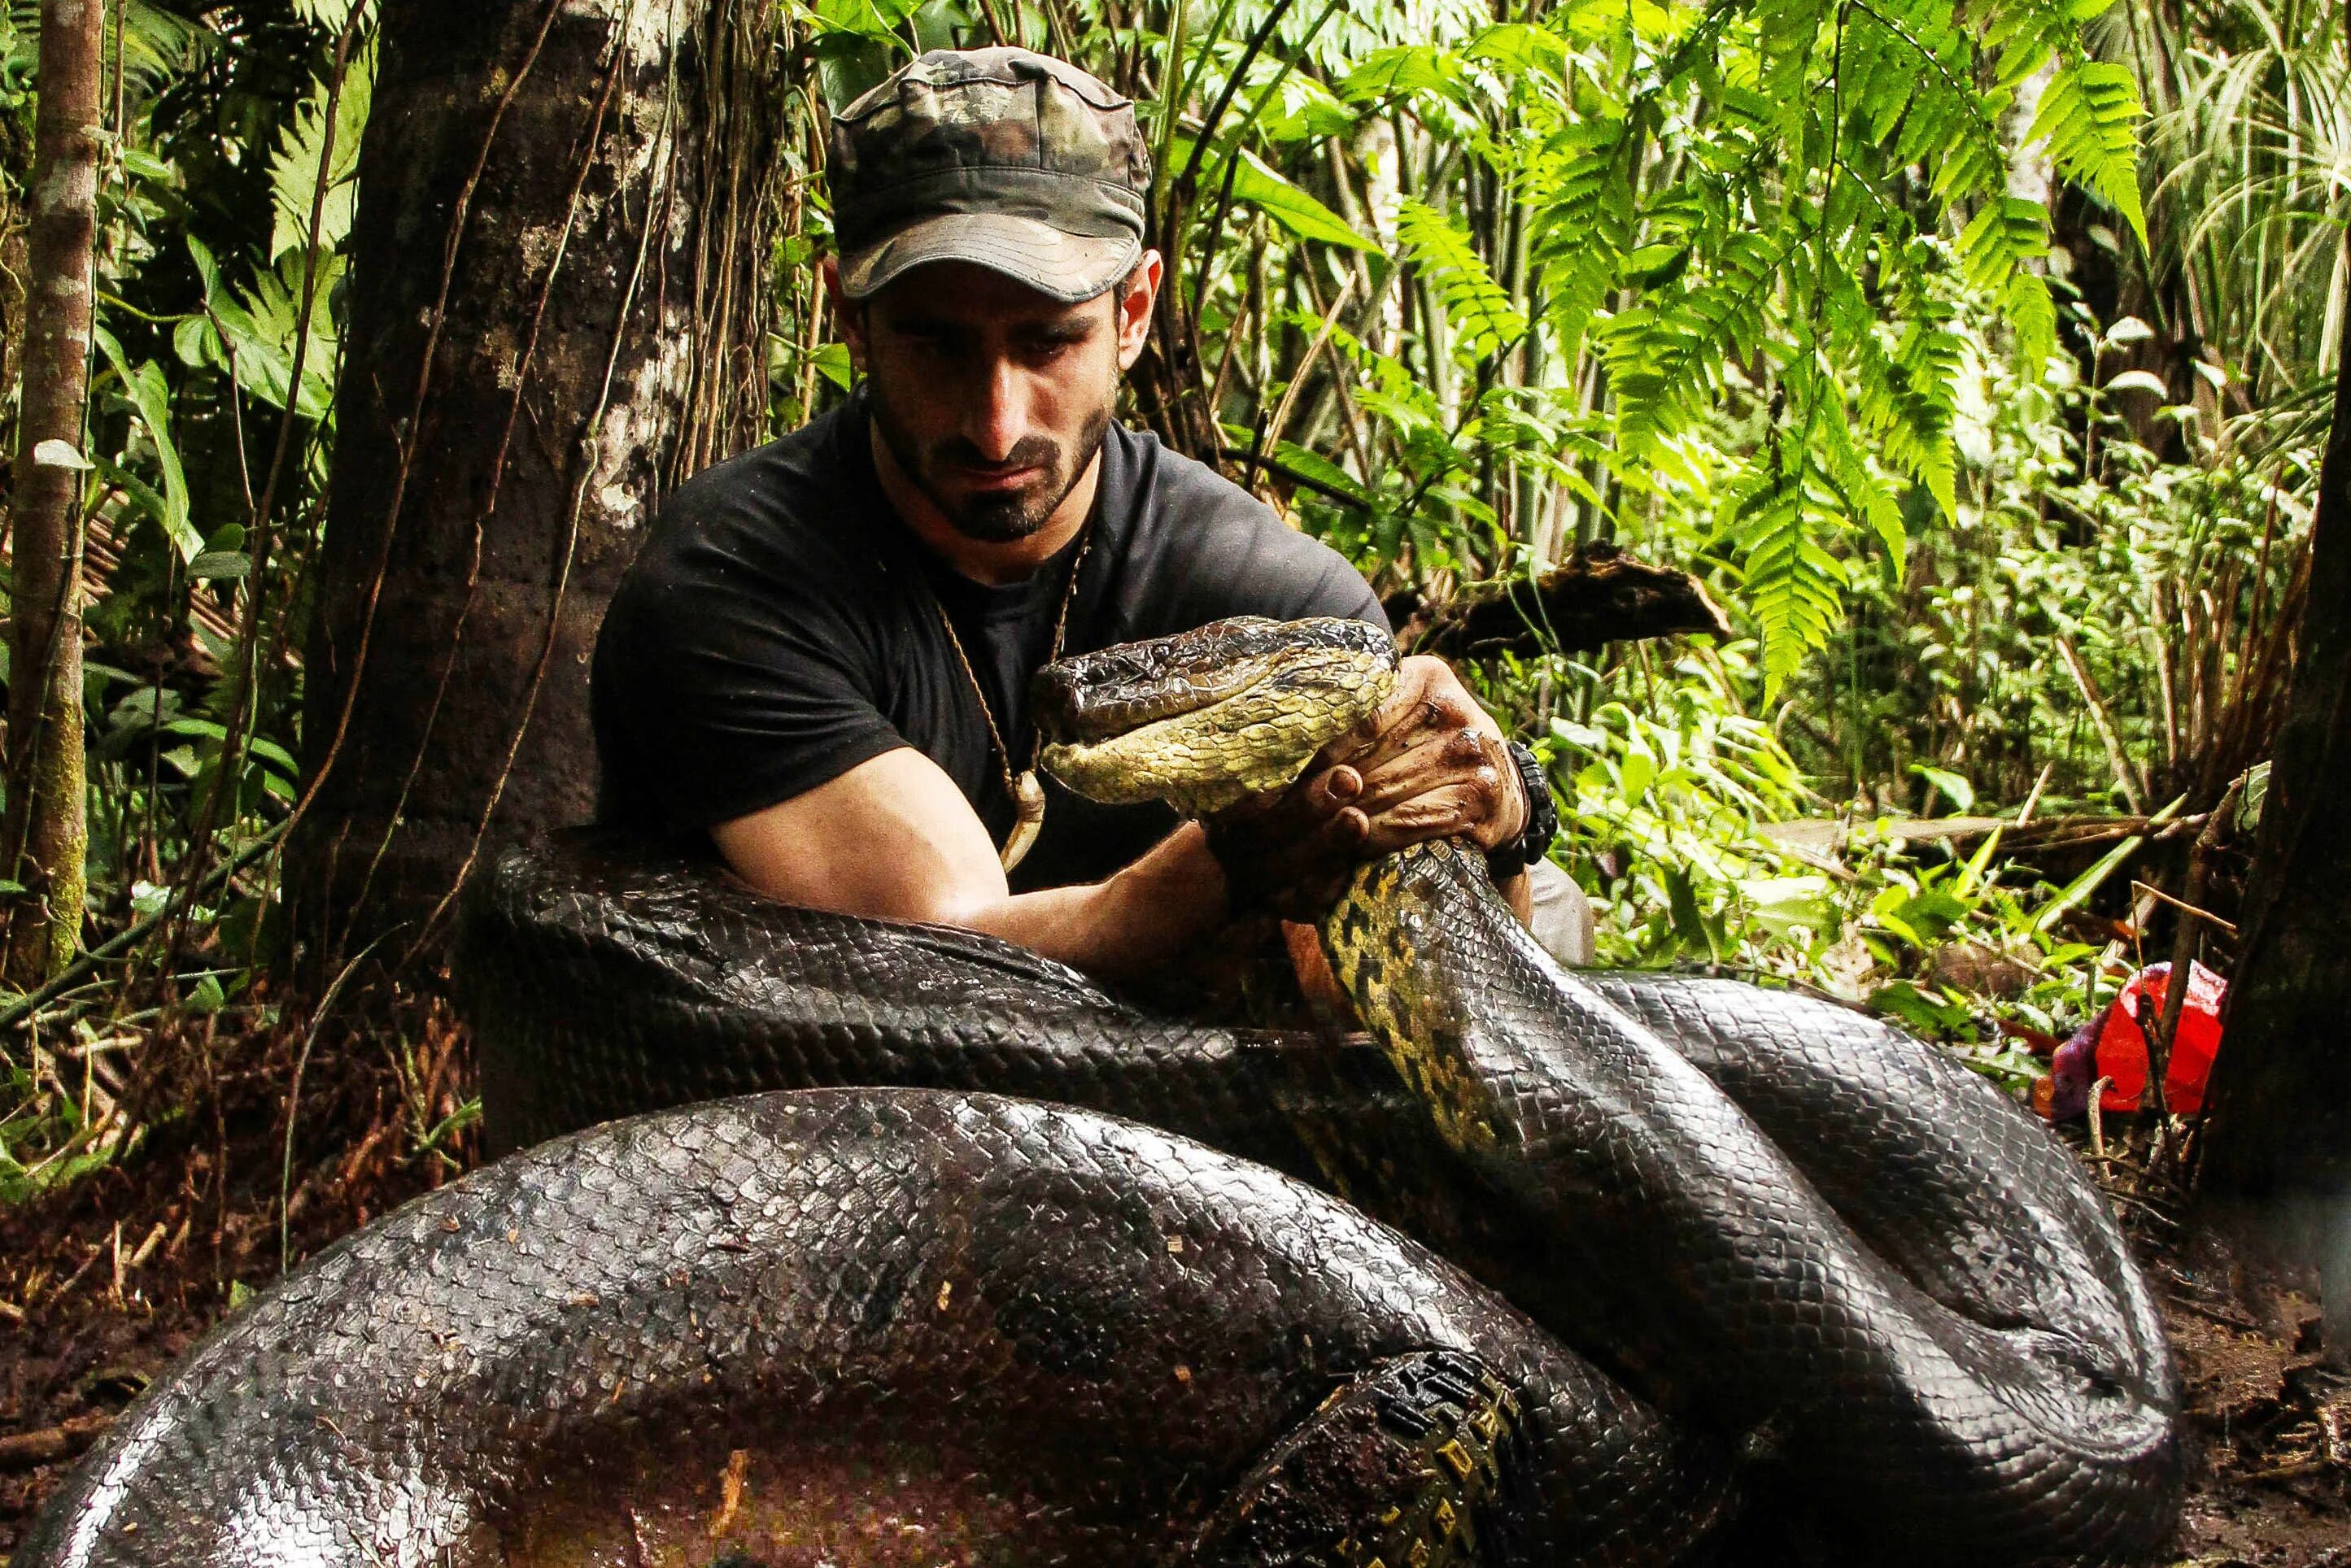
(852, 260, 1141, 543)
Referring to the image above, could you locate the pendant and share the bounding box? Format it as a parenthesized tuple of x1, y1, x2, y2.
(1001, 769, 1046, 873)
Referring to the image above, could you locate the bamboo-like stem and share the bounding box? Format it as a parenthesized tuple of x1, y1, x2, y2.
(2057, 634, 2148, 814)
(2, 0, 109, 985)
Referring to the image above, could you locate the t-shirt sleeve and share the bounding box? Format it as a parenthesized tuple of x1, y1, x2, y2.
(591, 490, 905, 837)
(1137, 468, 1389, 635)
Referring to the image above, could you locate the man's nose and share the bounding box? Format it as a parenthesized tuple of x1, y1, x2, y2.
(964, 355, 1028, 464)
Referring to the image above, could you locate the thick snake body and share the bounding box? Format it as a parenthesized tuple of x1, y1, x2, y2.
(15, 617, 2183, 1566)
(12, 1091, 1729, 1567)
(1321, 840, 2179, 1556)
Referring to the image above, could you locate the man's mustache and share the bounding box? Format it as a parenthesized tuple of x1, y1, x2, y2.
(929, 435, 1060, 476)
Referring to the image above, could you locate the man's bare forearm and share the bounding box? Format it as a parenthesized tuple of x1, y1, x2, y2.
(944, 822, 1229, 978)
(951, 830, 1533, 978)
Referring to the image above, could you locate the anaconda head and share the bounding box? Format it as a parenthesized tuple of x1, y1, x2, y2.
(1034, 616, 1399, 816)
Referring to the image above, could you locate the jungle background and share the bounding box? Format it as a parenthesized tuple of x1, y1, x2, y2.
(1, 0, 2349, 1556)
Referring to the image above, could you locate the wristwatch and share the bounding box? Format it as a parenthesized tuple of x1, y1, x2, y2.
(1488, 740, 1559, 882)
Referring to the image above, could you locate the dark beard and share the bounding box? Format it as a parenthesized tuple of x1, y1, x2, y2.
(869, 385, 1112, 544)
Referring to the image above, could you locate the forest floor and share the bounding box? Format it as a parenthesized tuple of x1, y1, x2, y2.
(0, 1003, 2345, 1562)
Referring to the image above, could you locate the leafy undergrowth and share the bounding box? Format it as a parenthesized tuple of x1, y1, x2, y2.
(1, 1000, 2344, 1561)
(1533, 648, 2241, 1117)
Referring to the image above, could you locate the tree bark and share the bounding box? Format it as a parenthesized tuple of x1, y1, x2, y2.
(2192, 220, 2351, 1353)
(286, 0, 787, 979)
(1, 0, 107, 985)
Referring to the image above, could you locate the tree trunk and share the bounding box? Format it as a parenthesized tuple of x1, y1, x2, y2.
(2192, 223, 2351, 1354)
(286, 0, 786, 979)
(1, 0, 107, 985)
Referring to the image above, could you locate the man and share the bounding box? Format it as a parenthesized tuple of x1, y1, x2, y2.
(591, 46, 1564, 979)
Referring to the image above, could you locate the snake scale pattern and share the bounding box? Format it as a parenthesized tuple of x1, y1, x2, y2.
(14, 618, 2183, 1566)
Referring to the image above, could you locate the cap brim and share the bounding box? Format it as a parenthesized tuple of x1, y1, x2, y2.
(840, 211, 1141, 304)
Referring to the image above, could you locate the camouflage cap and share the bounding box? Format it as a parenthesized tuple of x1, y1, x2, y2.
(830, 47, 1152, 304)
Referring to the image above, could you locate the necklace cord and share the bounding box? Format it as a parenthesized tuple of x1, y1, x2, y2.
(925, 522, 1095, 871)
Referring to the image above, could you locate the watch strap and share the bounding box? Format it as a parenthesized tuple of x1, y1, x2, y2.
(1487, 739, 1559, 880)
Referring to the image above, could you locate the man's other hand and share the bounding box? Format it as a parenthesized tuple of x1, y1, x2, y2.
(1205, 656, 1528, 918)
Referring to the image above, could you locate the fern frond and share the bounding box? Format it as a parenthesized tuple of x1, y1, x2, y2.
(1728, 449, 1850, 698)
(1820, 407, 1909, 568)
(1852, 319, 1961, 518)
(1532, 144, 1633, 363)
(2004, 271, 2057, 372)
(268, 37, 376, 261)
(1956, 195, 2047, 292)
(1397, 199, 1529, 362)
(2026, 60, 2148, 246)
(1609, 231, 1783, 455)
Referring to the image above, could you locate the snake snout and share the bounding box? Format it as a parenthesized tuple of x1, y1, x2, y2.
(1035, 614, 1391, 744)
(1036, 616, 1400, 815)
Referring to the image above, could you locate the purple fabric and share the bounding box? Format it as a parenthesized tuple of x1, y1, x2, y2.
(2045, 1004, 2112, 1122)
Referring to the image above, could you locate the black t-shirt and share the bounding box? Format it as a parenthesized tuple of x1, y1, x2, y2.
(591, 387, 1385, 891)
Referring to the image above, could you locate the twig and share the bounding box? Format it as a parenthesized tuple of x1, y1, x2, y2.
(2016, 760, 2055, 828)
(2128, 879, 2240, 936)
(2162, 1291, 2266, 1334)
(281, 931, 398, 1271)
(1250, 270, 1356, 489)
(0, 1413, 111, 1473)
(2087, 1075, 2114, 1160)
(125, 1217, 166, 1271)
(2148, 773, 2244, 1176)
(2057, 635, 2148, 814)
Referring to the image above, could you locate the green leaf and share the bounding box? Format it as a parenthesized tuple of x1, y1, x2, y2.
(95, 329, 198, 560)
(1870, 980, 1975, 1036)
(1396, 199, 1527, 360)
(812, 342, 853, 390)
(268, 36, 373, 261)
(1909, 763, 1974, 813)
(1337, 46, 1457, 103)
(1550, 718, 1609, 751)
(189, 551, 251, 581)
(2026, 60, 2147, 249)
(1663, 863, 1716, 960)
(1179, 139, 1372, 252)
(1269, 440, 1368, 503)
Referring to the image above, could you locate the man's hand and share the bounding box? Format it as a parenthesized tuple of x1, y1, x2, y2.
(1205, 656, 1528, 918)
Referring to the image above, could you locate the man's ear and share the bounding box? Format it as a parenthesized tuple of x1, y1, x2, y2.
(824, 255, 868, 374)
(1113, 250, 1162, 372)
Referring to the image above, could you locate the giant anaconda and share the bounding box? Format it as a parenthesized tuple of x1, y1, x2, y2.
(16, 617, 2182, 1567)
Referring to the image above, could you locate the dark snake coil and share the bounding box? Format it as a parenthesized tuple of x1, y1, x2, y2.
(14, 626, 2183, 1566)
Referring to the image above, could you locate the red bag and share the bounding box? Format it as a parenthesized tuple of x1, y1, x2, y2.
(2093, 960, 2226, 1115)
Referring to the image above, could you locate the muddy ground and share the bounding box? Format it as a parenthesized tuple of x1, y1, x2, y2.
(1, 1007, 2344, 1562)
